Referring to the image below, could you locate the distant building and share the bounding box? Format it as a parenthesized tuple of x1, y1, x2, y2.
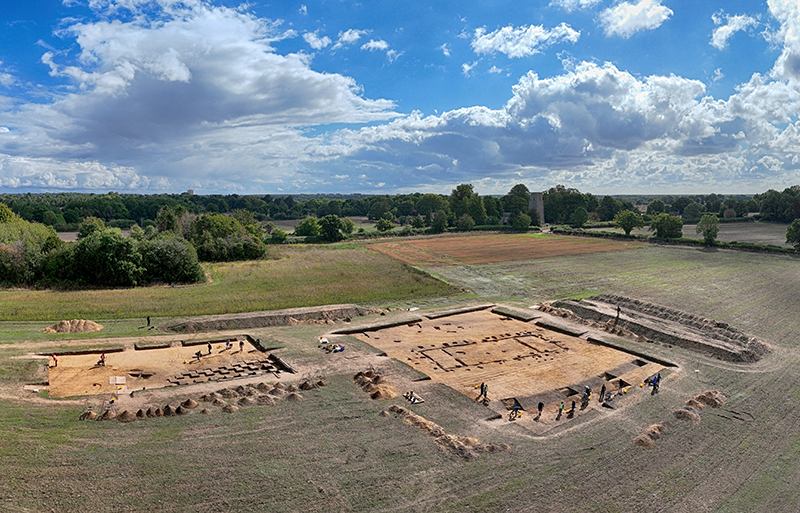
(529, 192, 545, 226)
(186, 189, 195, 195)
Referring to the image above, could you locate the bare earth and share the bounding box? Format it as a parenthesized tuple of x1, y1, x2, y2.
(370, 233, 644, 265)
(48, 336, 258, 397)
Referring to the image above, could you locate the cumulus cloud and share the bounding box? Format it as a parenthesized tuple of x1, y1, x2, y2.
(599, 0, 673, 38)
(304, 31, 332, 50)
(0, 0, 397, 191)
(332, 29, 369, 49)
(549, 0, 602, 12)
(472, 23, 580, 58)
(462, 61, 479, 76)
(312, 56, 800, 193)
(768, 0, 800, 80)
(710, 13, 758, 50)
(439, 43, 451, 57)
(361, 39, 389, 52)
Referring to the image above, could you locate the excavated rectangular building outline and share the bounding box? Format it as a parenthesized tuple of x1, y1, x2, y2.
(351, 308, 667, 412)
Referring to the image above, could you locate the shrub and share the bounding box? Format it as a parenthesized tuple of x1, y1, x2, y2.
(456, 214, 476, 230)
(72, 228, 144, 287)
(375, 218, 395, 232)
(649, 213, 683, 239)
(511, 214, 532, 231)
(294, 217, 321, 237)
(140, 234, 205, 284)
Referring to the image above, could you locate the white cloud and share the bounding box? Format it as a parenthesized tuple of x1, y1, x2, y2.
(712, 68, 724, 82)
(387, 50, 402, 63)
(462, 61, 479, 77)
(549, 0, 601, 13)
(599, 0, 673, 38)
(439, 43, 451, 57)
(472, 23, 580, 58)
(332, 29, 369, 50)
(710, 13, 758, 50)
(488, 65, 504, 74)
(768, 0, 800, 80)
(0, 62, 17, 88)
(303, 31, 332, 50)
(0, 0, 398, 192)
(361, 39, 389, 52)
(299, 5, 307, 15)
(315, 57, 800, 193)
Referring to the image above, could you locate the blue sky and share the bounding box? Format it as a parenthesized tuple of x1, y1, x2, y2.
(0, 0, 797, 195)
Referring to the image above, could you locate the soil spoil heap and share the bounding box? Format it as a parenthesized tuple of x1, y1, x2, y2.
(43, 319, 103, 334)
(159, 304, 370, 333)
(552, 294, 770, 362)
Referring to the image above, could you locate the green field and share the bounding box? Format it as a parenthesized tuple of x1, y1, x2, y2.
(3, 239, 800, 512)
(0, 244, 454, 323)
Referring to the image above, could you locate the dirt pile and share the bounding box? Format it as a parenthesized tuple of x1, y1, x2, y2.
(553, 295, 770, 362)
(43, 319, 103, 333)
(354, 370, 398, 400)
(117, 410, 136, 423)
(159, 304, 370, 333)
(257, 395, 276, 406)
(633, 423, 670, 448)
(388, 405, 509, 459)
(694, 390, 727, 408)
(238, 397, 257, 406)
(673, 408, 701, 424)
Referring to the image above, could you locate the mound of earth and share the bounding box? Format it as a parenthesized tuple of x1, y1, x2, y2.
(238, 397, 257, 406)
(674, 408, 701, 424)
(117, 410, 136, 423)
(256, 395, 276, 406)
(159, 304, 370, 333)
(43, 319, 103, 334)
(387, 405, 508, 459)
(552, 294, 770, 362)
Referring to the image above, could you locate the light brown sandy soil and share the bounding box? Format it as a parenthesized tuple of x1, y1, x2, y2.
(351, 308, 667, 435)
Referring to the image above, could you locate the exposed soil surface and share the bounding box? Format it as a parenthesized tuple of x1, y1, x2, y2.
(370, 233, 643, 265)
(48, 336, 268, 397)
(552, 295, 770, 362)
(350, 307, 667, 435)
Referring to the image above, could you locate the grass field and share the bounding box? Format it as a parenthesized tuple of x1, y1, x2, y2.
(0, 244, 454, 324)
(589, 220, 792, 247)
(3, 234, 800, 512)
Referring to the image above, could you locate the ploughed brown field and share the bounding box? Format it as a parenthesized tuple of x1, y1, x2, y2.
(369, 233, 644, 265)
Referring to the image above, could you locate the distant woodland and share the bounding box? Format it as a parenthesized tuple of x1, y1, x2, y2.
(0, 184, 797, 288)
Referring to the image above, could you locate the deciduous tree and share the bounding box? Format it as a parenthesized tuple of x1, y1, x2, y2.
(696, 213, 719, 245)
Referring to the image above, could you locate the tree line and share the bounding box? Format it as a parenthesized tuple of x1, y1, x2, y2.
(2, 186, 794, 232)
(0, 203, 267, 288)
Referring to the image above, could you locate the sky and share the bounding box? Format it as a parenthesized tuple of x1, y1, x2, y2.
(0, 0, 798, 196)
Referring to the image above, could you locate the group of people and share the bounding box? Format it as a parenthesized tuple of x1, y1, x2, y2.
(476, 382, 489, 403)
(649, 373, 662, 395)
(504, 373, 665, 422)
